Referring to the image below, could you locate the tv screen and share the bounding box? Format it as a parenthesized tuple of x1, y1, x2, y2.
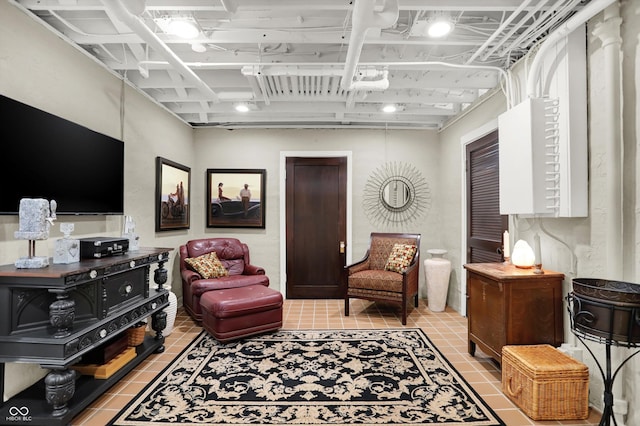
(0, 94, 124, 215)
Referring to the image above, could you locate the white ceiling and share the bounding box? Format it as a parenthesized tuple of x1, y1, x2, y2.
(13, 0, 592, 130)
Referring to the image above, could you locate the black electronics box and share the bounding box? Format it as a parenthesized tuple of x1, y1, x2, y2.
(80, 237, 129, 259)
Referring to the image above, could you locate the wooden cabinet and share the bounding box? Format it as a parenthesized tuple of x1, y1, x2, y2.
(0, 247, 172, 425)
(464, 263, 564, 365)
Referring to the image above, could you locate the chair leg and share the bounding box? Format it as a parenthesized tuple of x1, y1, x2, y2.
(344, 297, 350, 317)
(414, 294, 419, 307)
(401, 306, 407, 325)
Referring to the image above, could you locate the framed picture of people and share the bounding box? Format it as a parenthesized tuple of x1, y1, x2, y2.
(206, 169, 266, 228)
(155, 157, 191, 231)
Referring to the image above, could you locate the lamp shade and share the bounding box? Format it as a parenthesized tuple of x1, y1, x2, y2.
(511, 239, 535, 268)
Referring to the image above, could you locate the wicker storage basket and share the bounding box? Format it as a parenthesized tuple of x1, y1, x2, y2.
(126, 323, 146, 347)
(502, 344, 589, 420)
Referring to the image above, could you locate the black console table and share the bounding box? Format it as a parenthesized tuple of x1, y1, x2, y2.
(0, 247, 172, 425)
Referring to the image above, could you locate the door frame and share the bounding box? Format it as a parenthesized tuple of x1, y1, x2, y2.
(279, 151, 353, 296)
(459, 119, 498, 316)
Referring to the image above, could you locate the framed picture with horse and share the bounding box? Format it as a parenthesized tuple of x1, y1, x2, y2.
(155, 157, 191, 231)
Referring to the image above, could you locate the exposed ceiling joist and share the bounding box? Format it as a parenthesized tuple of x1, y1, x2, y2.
(12, 0, 595, 129)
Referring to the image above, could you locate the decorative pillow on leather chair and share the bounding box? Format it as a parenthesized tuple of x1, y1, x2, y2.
(185, 251, 229, 279)
(384, 243, 417, 273)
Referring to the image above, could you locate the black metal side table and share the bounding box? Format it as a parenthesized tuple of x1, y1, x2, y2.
(567, 278, 640, 426)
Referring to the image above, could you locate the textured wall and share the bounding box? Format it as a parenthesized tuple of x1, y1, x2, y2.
(193, 128, 441, 296)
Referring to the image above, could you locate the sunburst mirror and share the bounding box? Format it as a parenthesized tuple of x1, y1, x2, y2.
(363, 162, 431, 227)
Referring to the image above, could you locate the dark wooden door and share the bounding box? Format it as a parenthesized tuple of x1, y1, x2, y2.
(466, 130, 508, 263)
(285, 157, 347, 298)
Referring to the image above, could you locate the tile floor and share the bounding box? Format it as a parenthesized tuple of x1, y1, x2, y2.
(70, 299, 602, 425)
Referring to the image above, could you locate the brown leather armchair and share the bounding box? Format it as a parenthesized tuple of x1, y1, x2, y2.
(180, 238, 269, 322)
(344, 232, 421, 325)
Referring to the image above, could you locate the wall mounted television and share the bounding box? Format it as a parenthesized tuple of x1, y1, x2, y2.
(0, 94, 124, 215)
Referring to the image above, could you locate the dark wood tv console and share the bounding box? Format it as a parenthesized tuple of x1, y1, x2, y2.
(0, 247, 172, 425)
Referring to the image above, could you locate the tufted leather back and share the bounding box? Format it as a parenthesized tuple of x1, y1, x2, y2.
(186, 238, 247, 260)
(180, 238, 251, 276)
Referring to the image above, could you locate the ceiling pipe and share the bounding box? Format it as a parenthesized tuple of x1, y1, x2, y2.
(592, 5, 626, 423)
(101, 0, 220, 103)
(465, 0, 533, 65)
(220, 0, 237, 14)
(340, 0, 398, 91)
(502, 0, 575, 57)
(480, 0, 551, 61)
(255, 74, 271, 105)
(593, 5, 624, 279)
(526, 0, 617, 98)
(350, 70, 389, 90)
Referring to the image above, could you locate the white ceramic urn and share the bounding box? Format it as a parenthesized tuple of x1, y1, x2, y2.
(424, 249, 452, 312)
(163, 291, 178, 336)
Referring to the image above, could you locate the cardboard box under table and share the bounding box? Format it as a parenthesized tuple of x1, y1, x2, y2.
(501, 344, 589, 420)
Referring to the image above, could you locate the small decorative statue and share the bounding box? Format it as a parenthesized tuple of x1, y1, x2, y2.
(14, 198, 57, 268)
(53, 223, 80, 264)
(122, 215, 140, 251)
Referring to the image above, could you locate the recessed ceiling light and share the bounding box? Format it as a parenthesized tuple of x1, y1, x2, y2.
(191, 43, 207, 53)
(235, 104, 250, 113)
(427, 19, 453, 38)
(167, 19, 199, 39)
(382, 104, 397, 113)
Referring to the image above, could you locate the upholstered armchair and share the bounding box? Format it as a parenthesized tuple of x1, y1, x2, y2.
(180, 237, 269, 322)
(344, 232, 421, 325)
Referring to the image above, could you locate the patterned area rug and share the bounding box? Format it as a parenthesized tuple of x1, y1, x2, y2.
(109, 329, 504, 425)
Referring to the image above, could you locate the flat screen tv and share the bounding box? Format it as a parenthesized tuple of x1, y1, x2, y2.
(0, 94, 124, 215)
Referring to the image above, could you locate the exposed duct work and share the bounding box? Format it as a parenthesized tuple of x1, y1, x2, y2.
(349, 69, 389, 91)
(242, 65, 390, 101)
(526, 0, 617, 98)
(465, 0, 535, 65)
(242, 65, 383, 79)
(101, 0, 220, 103)
(340, 0, 398, 91)
(16, 0, 597, 129)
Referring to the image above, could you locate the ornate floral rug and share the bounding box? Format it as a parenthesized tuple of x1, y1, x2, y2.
(109, 329, 504, 425)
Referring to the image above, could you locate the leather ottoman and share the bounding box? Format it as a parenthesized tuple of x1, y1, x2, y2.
(200, 284, 283, 342)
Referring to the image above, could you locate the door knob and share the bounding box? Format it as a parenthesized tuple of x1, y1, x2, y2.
(339, 241, 345, 254)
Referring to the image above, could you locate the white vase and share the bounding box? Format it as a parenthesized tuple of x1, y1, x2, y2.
(163, 291, 178, 336)
(424, 249, 452, 312)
